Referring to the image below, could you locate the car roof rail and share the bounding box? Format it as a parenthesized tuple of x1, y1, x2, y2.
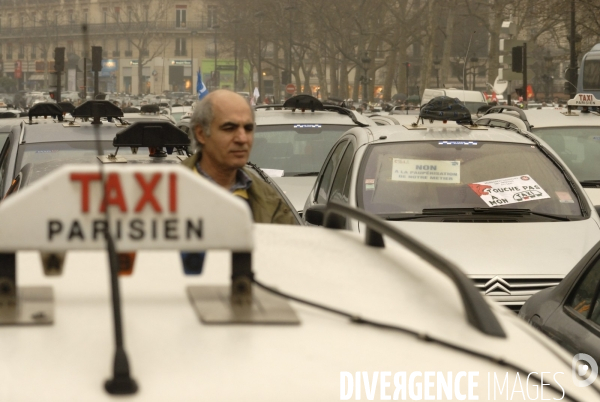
(28, 102, 64, 124)
(483, 105, 532, 130)
(72, 100, 124, 124)
(322, 201, 506, 338)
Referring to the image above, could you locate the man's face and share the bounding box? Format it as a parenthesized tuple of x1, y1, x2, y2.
(195, 95, 255, 171)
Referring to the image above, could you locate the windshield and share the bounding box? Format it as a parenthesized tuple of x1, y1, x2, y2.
(583, 59, 600, 90)
(534, 127, 600, 182)
(250, 124, 351, 176)
(16, 142, 133, 184)
(357, 141, 582, 218)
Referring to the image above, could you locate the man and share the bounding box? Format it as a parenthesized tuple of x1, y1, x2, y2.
(183, 90, 296, 224)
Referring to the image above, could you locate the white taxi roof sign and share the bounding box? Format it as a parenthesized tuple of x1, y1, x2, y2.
(0, 165, 253, 252)
(567, 93, 600, 107)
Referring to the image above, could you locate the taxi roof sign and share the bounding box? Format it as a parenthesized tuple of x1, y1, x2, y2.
(0, 165, 253, 252)
(567, 93, 600, 107)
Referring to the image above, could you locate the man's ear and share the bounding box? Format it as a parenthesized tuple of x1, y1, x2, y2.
(195, 126, 206, 146)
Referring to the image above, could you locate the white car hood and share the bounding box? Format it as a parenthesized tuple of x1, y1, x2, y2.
(272, 176, 316, 211)
(381, 219, 600, 276)
(585, 188, 600, 206)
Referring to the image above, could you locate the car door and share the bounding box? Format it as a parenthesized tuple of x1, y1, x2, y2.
(543, 253, 600, 361)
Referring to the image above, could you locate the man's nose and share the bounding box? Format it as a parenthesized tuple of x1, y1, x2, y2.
(234, 127, 251, 143)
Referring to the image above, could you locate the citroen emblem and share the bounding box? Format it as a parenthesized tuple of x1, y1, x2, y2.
(484, 276, 511, 295)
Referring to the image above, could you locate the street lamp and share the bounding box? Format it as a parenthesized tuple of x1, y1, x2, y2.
(212, 24, 220, 91)
(361, 52, 371, 104)
(433, 56, 441, 88)
(190, 30, 198, 94)
(230, 18, 241, 91)
(254, 11, 265, 103)
(469, 56, 479, 90)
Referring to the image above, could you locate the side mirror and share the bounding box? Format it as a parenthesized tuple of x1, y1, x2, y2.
(304, 204, 327, 226)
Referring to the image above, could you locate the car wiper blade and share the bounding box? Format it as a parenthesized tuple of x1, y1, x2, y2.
(422, 207, 570, 221)
(580, 180, 600, 187)
(293, 172, 320, 177)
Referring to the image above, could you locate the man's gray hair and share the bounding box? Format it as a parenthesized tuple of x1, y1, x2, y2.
(190, 97, 214, 138)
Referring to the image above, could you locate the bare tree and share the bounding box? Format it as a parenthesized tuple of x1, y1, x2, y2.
(109, 0, 173, 95)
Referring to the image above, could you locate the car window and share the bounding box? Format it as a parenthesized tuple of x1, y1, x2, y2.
(357, 141, 583, 217)
(316, 141, 347, 204)
(16, 142, 133, 185)
(533, 127, 600, 181)
(568, 256, 600, 324)
(0, 138, 11, 193)
(251, 124, 351, 176)
(330, 142, 355, 204)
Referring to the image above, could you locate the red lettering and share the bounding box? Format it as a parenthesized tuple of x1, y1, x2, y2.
(169, 173, 177, 212)
(134, 173, 162, 212)
(101, 173, 127, 212)
(71, 173, 102, 212)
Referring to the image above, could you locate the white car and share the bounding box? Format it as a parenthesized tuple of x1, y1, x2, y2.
(252, 94, 374, 213)
(303, 112, 600, 311)
(476, 94, 600, 206)
(0, 164, 598, 400)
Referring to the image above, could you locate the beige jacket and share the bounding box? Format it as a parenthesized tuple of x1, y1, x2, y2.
(182, 153, 297, 225)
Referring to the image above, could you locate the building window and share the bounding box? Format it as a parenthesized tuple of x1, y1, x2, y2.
(114, 7, 120, 22)
(175, 38, 187, 56)
(115, 39, 119, 51)
(67, 41, 73, 54)
(175, 6, 186, 28)
(20, 14, 25, 29)
(207, 5, 217, 28)
(68, 10, 74, 24)
(128, 7, 132, 22)
(31, 13, 36, 27)
(30, 44, 36, 58)
(7, 14, 11, 29)
(103, 8, 108, 25)
(82, 9, 88, 24)
(7, 43, 12, 60)
(18, 43, 24, 58)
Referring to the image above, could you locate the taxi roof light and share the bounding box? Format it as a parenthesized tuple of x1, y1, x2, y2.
(566, 93, 600, 115)
(419, 96, 472, 124)
(72, 100, 124, 120)
(28, 102, 64, 124)
(112, 121, 190, 148)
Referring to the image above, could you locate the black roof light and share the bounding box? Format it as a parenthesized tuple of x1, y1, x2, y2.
(140, 104, 160, 114)
(113, 121, 190, 148)
(282, 94, 325, 112)
(72, 100, 124, 124)
(28, 102, 64, 123)
(57, 101, 75, 114)
(419, 96, 472, 123)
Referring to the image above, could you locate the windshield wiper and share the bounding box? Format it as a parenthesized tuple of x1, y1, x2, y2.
(422, 207, 570, 221)
(580, 180, 600, 188)
(294, 172, 320, 177)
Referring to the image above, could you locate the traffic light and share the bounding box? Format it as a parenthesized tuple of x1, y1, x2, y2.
(54, 47, 65, 72)
(92, 46, 102, 72)
(511, 46, 523, 73)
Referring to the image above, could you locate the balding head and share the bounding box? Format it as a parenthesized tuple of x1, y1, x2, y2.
(190, 90, 254, 139)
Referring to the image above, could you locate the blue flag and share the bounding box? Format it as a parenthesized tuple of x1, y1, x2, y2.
(197, 70, 208, 100)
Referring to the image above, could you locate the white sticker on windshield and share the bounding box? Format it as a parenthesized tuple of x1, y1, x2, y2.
(468, 175, 550, 207)
(391, 158, 460, 183)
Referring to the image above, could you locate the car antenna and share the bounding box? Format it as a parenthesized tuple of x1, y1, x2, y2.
(82, 22, 138, 395)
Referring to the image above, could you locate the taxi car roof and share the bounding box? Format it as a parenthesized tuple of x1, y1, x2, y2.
(364, 123, 534, 145)
(6, 222, 595, 400)
(523, 108, 600, 128)
(255, 109, 371, 126)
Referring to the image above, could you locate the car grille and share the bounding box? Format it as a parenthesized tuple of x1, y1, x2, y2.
(470, 275, 563, 311)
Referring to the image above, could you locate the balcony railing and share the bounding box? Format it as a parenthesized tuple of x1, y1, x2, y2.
(0, 20, 210, 38)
